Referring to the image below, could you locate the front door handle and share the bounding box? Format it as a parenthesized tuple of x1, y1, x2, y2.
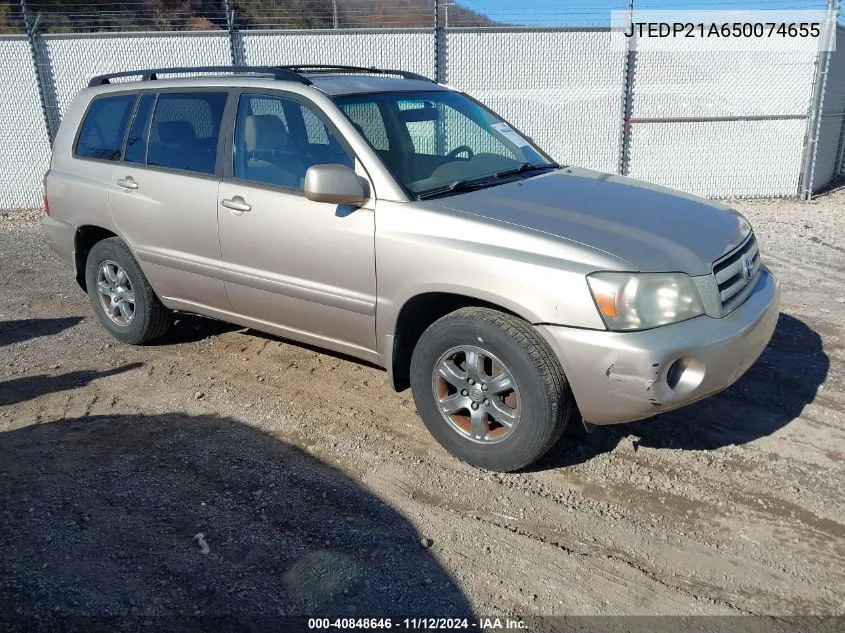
(117, 176, 138, 190)
(221, 196, 251, 213)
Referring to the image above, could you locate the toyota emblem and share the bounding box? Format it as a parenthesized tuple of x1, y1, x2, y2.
(742, 256, 754, 280)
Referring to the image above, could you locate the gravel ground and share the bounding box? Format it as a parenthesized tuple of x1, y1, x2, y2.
(1, 191, 844, 630)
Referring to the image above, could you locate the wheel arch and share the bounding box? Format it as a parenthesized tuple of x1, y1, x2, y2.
(386, 291, 533, 392)
(74, 225, 119, 291)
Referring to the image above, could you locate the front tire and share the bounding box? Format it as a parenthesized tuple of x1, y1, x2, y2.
(410, 307, 573, 472)
(84, 237, 171, 345)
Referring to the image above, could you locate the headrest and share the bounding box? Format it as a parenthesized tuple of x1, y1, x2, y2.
(244, 114, 289, 153)
(156, 120, 196, 144)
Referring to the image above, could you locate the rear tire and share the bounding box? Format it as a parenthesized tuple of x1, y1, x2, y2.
(410, 307, 573, 472)
(84, 237, 171, 345)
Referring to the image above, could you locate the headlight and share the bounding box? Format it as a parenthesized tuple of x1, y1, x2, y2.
(587, 272, 704, 331)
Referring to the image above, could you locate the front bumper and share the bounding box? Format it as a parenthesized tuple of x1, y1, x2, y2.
(537, 267, 781, 425)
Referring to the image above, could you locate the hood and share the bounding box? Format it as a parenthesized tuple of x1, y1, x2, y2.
(439, 167, 752, 276)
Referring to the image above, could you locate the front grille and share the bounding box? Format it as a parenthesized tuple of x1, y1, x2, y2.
(713, 233, 761, 314)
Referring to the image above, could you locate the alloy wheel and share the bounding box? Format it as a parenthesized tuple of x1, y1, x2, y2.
(96, 260, 135, 326)
(431, 345, 521, 444)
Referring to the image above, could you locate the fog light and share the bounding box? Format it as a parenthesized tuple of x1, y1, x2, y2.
(665, 357, 705, 395)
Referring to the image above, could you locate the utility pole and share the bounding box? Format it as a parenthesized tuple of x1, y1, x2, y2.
(332, 0, 338, 29)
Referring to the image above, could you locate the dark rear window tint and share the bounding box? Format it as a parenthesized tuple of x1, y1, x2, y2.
(146, 92, 227, 175)
(75, 94, 136, 161)
(125, 93, 155, 165)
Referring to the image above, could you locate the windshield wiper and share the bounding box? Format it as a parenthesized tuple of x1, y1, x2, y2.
(494, 162, 560, 179)
(417, 177, 499, 200)
(416, 162, 561, 200)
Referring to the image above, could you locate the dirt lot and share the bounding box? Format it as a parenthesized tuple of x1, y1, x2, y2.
(1, 191, 844, 629)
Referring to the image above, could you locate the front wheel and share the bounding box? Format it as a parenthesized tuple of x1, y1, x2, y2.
(410, 307, 573, 472)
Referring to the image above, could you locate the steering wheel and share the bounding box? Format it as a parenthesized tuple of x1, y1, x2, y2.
(445, 146, 474, 161)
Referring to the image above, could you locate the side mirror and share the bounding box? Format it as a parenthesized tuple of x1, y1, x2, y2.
(304, 164, 365, 205)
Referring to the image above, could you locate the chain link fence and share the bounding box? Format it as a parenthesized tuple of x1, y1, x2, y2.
(444, 28, 627, 175)
(0, 36, 52, 210)
(1, 1, 844, 210)
(241, 29, 435, 77)
(627, 41, 819, 198)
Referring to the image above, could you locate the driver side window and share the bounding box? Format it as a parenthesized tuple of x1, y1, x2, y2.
(233, 93, 353, 191)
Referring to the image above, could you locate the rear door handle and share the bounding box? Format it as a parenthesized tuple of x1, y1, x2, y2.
(117, 176, 138, 190)
(221, 196, 251, 213)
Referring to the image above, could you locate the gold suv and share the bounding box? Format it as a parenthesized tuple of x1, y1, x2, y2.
(43, 65, 781, 471)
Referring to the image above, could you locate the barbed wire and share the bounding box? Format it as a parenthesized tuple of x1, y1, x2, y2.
(1, 0, 841, 34)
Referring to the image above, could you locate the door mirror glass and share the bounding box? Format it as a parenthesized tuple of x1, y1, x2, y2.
(304, 164, 365, 205)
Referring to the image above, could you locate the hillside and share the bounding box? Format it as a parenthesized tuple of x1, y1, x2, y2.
(1, 0, 493, 33)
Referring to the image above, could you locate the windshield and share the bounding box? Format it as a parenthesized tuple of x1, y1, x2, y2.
(333, 90, 556, 198)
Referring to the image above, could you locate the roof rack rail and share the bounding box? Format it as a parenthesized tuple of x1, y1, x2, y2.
(87, 66, 311, 88)
(277, 65, 435, 83)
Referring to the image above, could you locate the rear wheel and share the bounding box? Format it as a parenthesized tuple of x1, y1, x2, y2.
(410, 307, 573, 472)
(84, 237, 171, 344)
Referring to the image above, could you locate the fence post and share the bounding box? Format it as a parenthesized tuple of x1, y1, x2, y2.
(836, 109, 845, 180)
(225, 0, 246, 66)
(21, 0, 60, 145)
(434, 0, 447, 84)
(799, 0, 840, 200)
(618, 0, 636, 176)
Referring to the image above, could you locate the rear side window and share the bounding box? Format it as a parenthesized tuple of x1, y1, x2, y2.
(146, 92, 227, 175)
(75, 94, 136, 161)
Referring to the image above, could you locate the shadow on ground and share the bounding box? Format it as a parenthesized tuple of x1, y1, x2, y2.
(0, 410, 473, 630)
(150, 313, 383, 371)
(0, 317, 83, 347)
(150, 314, 239, 346)
(0, 363, 143, 407)
(535, 313, 829, 470)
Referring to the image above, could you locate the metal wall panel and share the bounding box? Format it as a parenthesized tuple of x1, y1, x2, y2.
(44, 32, 231, 120)
(241, 29, 435, 79)
(444, 29, 627, 174)
(0, 36, 51, 210)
